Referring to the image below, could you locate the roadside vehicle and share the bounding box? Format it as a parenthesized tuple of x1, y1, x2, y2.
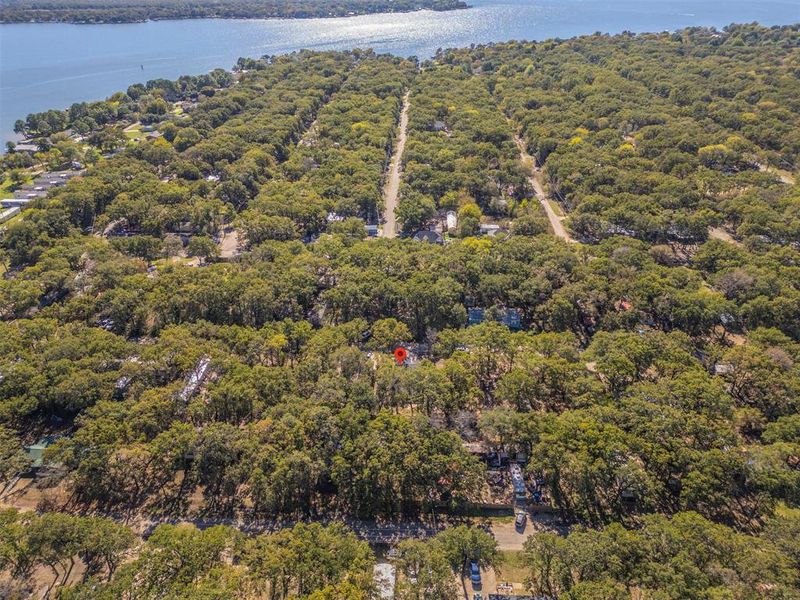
(470, 562, 481, 586)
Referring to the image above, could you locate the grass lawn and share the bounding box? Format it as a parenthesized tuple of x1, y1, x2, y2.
(153, 256, 188, 267)
(496, 550, 529, 589)
(488, 514, 515, 524)
(1, 210, 25, 228)
(774, 503, 800, 519)
(547, 199, 564, 217)
(774, 168, 796, 184)
(1, 174, 33, 195)
(123, 121, 143, 140)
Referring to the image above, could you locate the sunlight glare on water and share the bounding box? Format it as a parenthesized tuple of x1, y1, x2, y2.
(1, 0, 798, 141)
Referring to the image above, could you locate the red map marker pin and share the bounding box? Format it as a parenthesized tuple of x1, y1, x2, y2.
(393, 347, 408, 365)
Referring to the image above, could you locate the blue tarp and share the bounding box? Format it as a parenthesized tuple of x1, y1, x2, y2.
(468, 308, 485, 325)
(500, 308, 521, 330)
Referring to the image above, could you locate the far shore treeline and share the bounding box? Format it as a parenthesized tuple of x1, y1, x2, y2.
(0, 0, 467, 24)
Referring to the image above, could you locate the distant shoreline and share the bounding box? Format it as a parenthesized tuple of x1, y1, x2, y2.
(0, 0, 468, 24)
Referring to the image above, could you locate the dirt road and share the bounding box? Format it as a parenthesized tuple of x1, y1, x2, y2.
(381, 91, 410, 238)
(513, 135, 575, 243)
(218, 228, 240, 258)
(489, 514, 566, 550)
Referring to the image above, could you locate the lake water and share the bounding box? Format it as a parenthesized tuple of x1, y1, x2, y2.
(1, 0, 798, 143)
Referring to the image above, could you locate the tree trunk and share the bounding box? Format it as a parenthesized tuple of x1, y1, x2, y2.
(61, 557, 75, 585)
(44, 566, 60, 599)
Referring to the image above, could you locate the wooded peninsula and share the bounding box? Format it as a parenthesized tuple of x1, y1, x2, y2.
(0, 0, 467, 24)
(0, 23, 799, 600)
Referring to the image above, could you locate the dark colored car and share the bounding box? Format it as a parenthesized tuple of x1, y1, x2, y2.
(469, 562, 481, 586)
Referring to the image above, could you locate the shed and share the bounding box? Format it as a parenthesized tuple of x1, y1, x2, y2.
(24, 436, 59, 469)
(446, 211, 457, 230)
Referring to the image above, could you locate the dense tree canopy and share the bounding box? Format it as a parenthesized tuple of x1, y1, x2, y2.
(443, 24, 800, 245)
(1, 23, 799, 600)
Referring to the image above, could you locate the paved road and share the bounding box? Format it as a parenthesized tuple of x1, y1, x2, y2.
(130, 514, 444, 542)
(129, 514, 562, 550)
(3, 478, 562, 551)
(514, 135, 575, 243)
(381, 91, 410, 239)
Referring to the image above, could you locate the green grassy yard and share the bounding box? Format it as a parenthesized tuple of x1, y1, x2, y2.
(547, 199, 564, 217)
(496, 550, 529, 591)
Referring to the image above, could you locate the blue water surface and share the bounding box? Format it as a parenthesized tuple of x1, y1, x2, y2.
(1, 0, 798, 142)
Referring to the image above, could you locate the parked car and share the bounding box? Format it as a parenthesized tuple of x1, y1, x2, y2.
(515, 511, 527, 531)
(469, 562, 481, 586)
